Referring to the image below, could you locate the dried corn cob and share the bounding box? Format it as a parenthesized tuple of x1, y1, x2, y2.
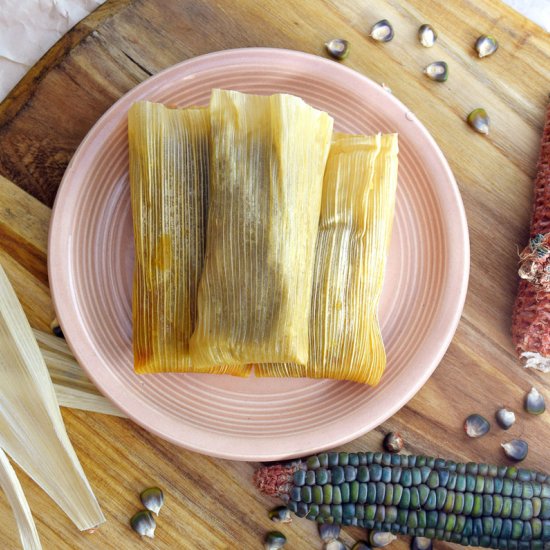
(255, 452, 550, 549)
(512, 103, 550, 373)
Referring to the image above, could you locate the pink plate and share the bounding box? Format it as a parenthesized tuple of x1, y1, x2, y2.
(49, 48, 469, 461)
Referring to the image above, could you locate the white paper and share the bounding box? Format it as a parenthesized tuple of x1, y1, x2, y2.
(0, 0, 105, 101)
(0, 0, 547, 103)
(503, 0, 550, 32)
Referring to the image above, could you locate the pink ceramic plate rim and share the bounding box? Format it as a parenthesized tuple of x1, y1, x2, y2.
(49, 48, 469, 461)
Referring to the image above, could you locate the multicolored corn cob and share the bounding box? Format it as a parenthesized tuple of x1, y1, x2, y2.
(512, 102, 550, 372)
(255, 452, 550, 549)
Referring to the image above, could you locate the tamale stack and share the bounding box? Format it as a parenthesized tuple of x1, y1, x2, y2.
(129, 91, 398, 385)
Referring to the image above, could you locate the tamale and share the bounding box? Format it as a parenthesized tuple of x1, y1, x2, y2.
(190, 90, 334, 368)
(256, 133, 399, 384)
(129, 101, 244, 375)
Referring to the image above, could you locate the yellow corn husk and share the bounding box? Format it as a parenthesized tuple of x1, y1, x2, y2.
(0, 448, 42, 550)
(0, 263, 105, 531)
(129, 101, 244, 375)
(190, 90, 334, 368)
(34, 329, 125, 416)
(256, 133, 399, 385)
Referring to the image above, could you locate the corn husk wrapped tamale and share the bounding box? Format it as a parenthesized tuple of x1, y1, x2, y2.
(129, 101, 244, 374)
(190, 90, 334, 368)
(256, 133, 398, 384)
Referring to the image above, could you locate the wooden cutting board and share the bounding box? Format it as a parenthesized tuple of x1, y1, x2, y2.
(0, 0, 549, 548)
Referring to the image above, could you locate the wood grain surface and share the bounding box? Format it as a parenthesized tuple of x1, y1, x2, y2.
(0, 0, 549, 548)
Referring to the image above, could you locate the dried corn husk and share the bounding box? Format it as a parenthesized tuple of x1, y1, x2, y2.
(0, 263, 105, 530)
(129, 101, 243, 374)
(190, 90, 334, 368)
(257, 133, 398, 384)
(34, 329, 124, 416)
(0, 448, 41, 550)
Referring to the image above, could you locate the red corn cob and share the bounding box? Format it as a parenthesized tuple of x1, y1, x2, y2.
(511, 102, 550, 372)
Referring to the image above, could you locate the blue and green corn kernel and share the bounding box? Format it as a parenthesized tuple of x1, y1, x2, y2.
(255, 453, 550, 550)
